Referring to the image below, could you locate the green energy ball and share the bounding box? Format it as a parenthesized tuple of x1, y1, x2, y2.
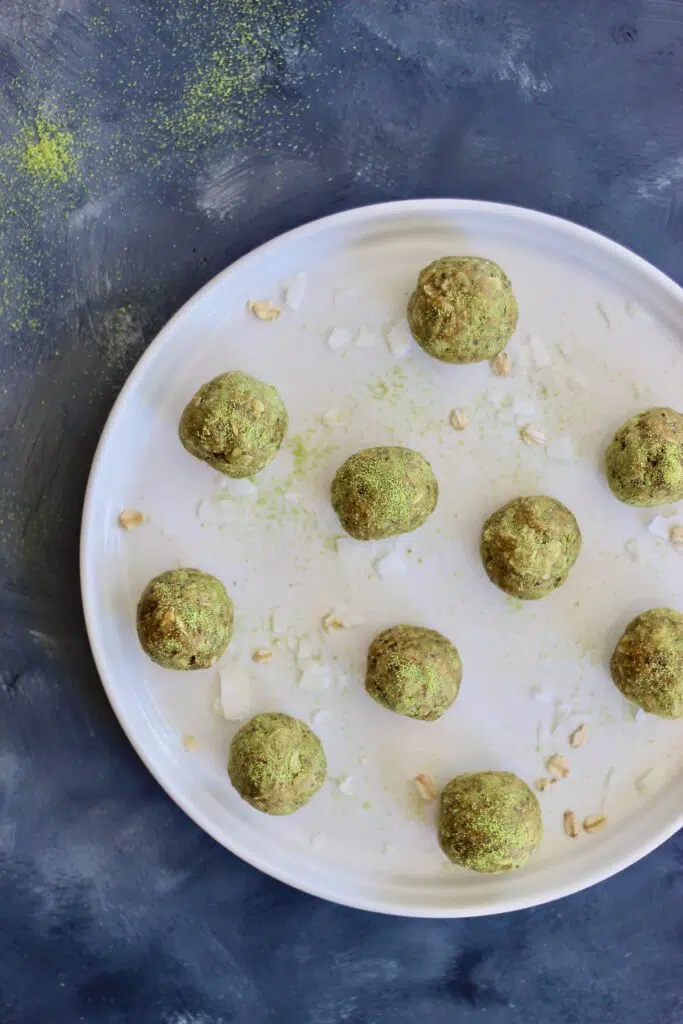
(605, 407, 683, 506)
(179, 371, 288, 478)
(331, 446, 438, 540)
(365, 624, 462, 721)
(136, 568, 233, 670)
(438, 771, 542, 873)
(610, 608, 683, 718)
(480, 495, 581, 600)
(407, 256, 518, 363)
(228, 712, 327, 815)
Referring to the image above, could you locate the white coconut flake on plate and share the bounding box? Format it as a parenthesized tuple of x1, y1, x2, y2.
(546, 437, 575, 463)
(283, 491, 300, 503)
(513, 399, 537, 425)
(336, 535, 373, 573)
(217, 477, 257, 501)
(321, 407, 344, 428)
(624, 538, 639, 562)
(530, 684, 553, 705)
(338, 775, 354, 796)
(215, 664, 252, 721)
(374, 547, 407, 580)
(527, 334, 553, 369)
(648, 515, 673, 540)
(355, 325, 380, 348)
(327, 327, 351, 351)
(297, 634, 316, 660)
(310, 832, 327, 852)
(282, 271, 307, 310)
(270, 609, 287, 635)
(197, 498, 233, 526)
(486, 386, 507, 409)
(299, 662, 332, 691)
(386, 320, 412, 358)
(311, 708, 332, 727)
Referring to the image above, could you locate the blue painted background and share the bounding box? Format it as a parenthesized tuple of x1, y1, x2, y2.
(1, 2, 682, 1021)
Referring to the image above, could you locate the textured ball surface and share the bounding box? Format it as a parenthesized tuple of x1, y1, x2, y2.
(331, 446, 438, 540)
(407, 256, 518, 363)
(179, 371, 288, 478)
(228, 712, 327, 815)
(136, 568, 233, 670)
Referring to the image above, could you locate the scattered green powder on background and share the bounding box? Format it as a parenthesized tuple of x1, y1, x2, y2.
(171, 0, 324, 147)
(19, 116, 76, 184)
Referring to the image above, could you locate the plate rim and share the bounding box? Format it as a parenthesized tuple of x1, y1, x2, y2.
(80, 198, 683, 917)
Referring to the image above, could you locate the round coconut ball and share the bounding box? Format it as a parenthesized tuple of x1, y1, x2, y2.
(438, 771, 542, 873)
(407, 256, 518, 363)
(610, 608, 683, 718)
(480, 495, 581, 600)
(179, 371, 288, 478)
(331, 446, 438, 541)
(365, 624, 462, 721)
(136, 568, 233, 670)
(605, 407, 683, 506)
(228, 712, 327, 815)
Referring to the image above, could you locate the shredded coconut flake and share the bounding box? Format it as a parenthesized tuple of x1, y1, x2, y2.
(299, 663, 332, 691)
(297, 635, 315, 660)
(386, 320, 412, 358)
(216, 665, 252, 721)
(327, 327, 351, 351)
(355, 325, 380, 348)
(648, 515, 673, 540)
(310, 832, 327, 851)
(282, 271, 307, 310)
(527, 334, 552, 369)
(374, 548, 407, 580)
(270, 610, 287, 635)
(336, 535, 372, 573)
(624, 538, 639, 562)
(338, 775, 354, 796)
(224, 478, 257, 500)
(321, 407, 343, 428)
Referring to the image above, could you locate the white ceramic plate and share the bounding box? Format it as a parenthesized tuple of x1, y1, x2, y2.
(81, 200, 683, 917)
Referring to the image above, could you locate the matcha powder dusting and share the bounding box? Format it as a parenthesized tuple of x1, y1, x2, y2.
(172, 0, 329, 148)
(20, 117, 76, 184)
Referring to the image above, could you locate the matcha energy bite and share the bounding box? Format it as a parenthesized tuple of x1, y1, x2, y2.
(610, 608, 683, 718)
(480, 495, 581, 600)
(605, 407, 683, 506)
(179, 371, 288, 478)
(407, 256, 518, 363)
(331, 445, 438, 540)
(136, 568, 234, 670)
(365, 624, 462, 721)
(438, 771, 542, 873)
(228, 712, 327, 814)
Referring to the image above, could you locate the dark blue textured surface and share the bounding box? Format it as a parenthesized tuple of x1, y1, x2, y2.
(1, 2, 682, 1022)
